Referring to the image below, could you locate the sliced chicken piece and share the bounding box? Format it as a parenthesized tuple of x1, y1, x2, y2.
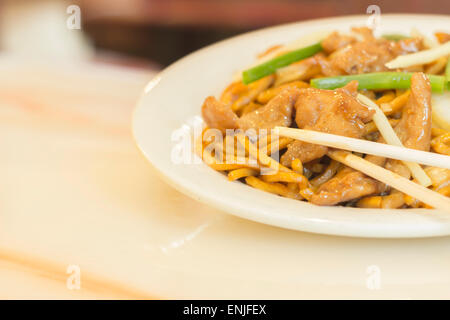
(321, 27, 374, 54)
(321, 31, 356, 54)
(310, 145, 387, 206)
(310, 167, 383, 206)
(351, 27, 376, 41)
(220, 81, 248, 105)
(327, 29, 423, 75)
(393, 72, 432, 151)
(329, 40, 394, 74)
(237, 87, 301, 131)
(281, 81, 374, 165)
(201, 96, 238, 133)
(394, 38, 424, 56)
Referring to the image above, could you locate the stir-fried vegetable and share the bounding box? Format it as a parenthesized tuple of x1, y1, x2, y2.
(382, 34, 410, 41)
(310, 72, 446, 93)
(386, 41, 450, 68)
(242, 42, 322, 84)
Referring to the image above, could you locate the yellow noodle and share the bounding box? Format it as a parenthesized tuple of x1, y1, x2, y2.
(299, 188, 314, 201)
(220, 81, 248, 105)
(357, 196, 383, 208)
(236, 134, 290, 173)
(231, 75, 274, 112)
(380, 90, 410, 115)
(287, 182, 299, 192)
(240, 102, 262, 116)
(424, 166, 450, 187)
(381, 191, 405, 209)
(431, 133, 450, 155)
(365, 119, 400, 134)
(266, 137, 293, 155)
(275, 58, 321, 86)
(201, 141, 259, 171)
(375, 91, 396, 105)
(357, 192, 405, 209)
(261, 171, 308, 188)
(245, 176, 302, 200)
(228, 168, 259, 181)
(256, 80, 309, 104)
(437, 185, 450, 197)
(404, 194, 420, 208)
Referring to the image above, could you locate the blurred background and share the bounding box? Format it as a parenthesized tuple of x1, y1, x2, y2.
(1, 0, 448, 68)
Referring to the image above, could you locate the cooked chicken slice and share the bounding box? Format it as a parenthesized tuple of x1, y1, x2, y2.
(281, 81, 374, 165)
(394, 38, 424, 56)
(201, 96, 238, 133)
(310, 167, 383, 206)
(330, 40, 393, 74)
(231, 75, 275, 112)
(310, 146, 387, 206)
(384, 72, 432, 178)
(321, 27, 374, 54)
(220, 81, 248, 105)
(281, 141, 329, 165)
(321, 31, 356, 54)
(237, 87, 301, 131)
(351, 27, 376, 41)
(393, 72, 432, 151)
(327, 29, 423, 75)
(312, 53, 342, 76)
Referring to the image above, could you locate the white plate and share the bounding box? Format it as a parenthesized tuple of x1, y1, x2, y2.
(133, 14, 450, 238)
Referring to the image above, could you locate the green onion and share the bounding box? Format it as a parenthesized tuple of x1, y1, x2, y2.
(242, 42, 322, 84)
(310, 72, 446, 93)
(446, 57, 450, 90)
(382, 34, 410, 41)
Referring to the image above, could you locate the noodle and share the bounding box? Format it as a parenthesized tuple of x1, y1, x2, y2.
(380, 90, 410, 115)
(228, 168, 259, 181)
(431, 133, 450, 155)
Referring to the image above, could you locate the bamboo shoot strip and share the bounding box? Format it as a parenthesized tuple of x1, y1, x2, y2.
(357, 94, 432, 187)
(242, 42, 322, 84)
(310, 72, 446, 93)
(274, 127, 450, 169)
(385, 41, 450, 69)
(328, 151, 450, 212)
